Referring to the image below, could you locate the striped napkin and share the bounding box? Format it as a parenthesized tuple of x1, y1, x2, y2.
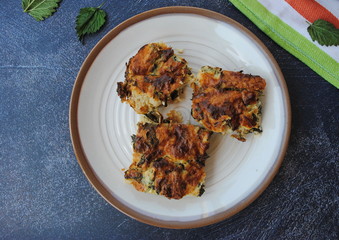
(230, 0, 339, 88)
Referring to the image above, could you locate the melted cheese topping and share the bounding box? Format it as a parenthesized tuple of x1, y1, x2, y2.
(191, 66, 266, 141)
(197, 66, 266, 91)
(117, 43, 193, 114)
(125, 123, 212, 199)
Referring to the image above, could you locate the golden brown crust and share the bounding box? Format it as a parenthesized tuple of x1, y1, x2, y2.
(197, 67, 266, 91)
(191, 66, 266, 141)
(117, 43, 193, 114)
(124, 123, 212, 199)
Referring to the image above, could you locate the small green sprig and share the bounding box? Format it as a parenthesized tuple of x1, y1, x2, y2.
(307, 19, 339, 47)
(75, 2, 107, 44)
(22, 0, 61, 21)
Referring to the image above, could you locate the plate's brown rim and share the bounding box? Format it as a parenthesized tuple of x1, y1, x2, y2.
(69, 6, 291, 229)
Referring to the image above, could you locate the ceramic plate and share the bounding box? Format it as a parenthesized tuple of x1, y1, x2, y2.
(70, 7, 291, 229)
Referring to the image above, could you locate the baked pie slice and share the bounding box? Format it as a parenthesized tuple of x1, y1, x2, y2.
(117, 43, 193, 114)
(124, 122, 212, 199)
(191, 66, 266, 141)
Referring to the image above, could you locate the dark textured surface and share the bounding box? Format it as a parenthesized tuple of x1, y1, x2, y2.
(0, 0, 338, 239)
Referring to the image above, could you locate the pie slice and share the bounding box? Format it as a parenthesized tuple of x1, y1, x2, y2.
(117, 43, 193, 114)
(191, 66, 266, 141)
(124, 122, 212, 199)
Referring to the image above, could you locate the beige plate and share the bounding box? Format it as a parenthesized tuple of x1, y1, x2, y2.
(69, 6, 291, 229)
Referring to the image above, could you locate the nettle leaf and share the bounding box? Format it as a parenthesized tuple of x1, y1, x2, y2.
(75, 6, 107, 44)
(22, 0, 61, 21)
(307, 19, 339, 47)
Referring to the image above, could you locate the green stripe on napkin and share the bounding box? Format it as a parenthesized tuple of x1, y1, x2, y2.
(230, 0, 339, 88)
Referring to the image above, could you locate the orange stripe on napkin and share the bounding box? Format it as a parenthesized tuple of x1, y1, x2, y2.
(285, 0, 339, 28)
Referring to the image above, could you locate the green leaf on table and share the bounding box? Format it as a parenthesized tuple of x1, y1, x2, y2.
(22, 0, 61, 21)
(307, 19, 339, 47)
(75, 6, 107, 44)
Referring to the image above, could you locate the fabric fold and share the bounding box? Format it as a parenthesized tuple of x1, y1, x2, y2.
(230, 0, 339, 88)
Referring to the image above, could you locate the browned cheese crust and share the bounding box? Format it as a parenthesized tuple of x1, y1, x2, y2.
(117, 43, 193, 114)
(191, 66, 266, 141)
(124, 122, 212, 199)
